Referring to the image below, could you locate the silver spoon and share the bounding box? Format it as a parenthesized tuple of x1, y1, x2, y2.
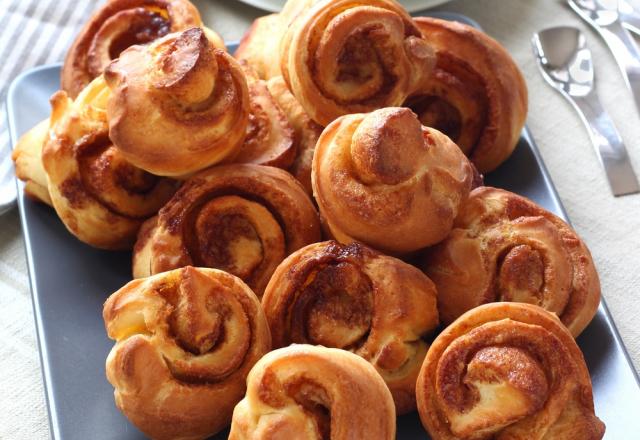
(532, 26, 640, 196)
(568, 0, 640, 117)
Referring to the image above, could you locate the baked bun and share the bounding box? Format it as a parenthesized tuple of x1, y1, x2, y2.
(422, 187, 600, 337)
(265, 76, 322, 194)
(261, 240, 439, 414)
(280, 0, 435, 126)
(62, 0, 223, 98)
(234, 65, 296, 168)
(416, 302, 605, 440)
(12, 119, 52, 206)
(408, 17, 527, 173)
(229, 344, 396, 440)
(133, 164, 321, 297)
(41, 76, 177, 250)
(104, 266, 271, 440)
(312, 107, 474, 254)
(105, 27, 249, 176)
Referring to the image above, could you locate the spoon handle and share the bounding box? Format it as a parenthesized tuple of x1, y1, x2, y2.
(597, 21, 640, 114)
(569, 92, 640, 196)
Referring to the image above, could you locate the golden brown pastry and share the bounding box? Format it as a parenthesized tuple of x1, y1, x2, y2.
(266, 76, 323, 194)
(234, 65, 296, 168)
(41, 76, 177, 250)
(104, 266, 271, 440)
(105, 27, 249, 176)
(133, 164, 321, 297)
(261, 240, 438, 414)
(280, 0, 435, 126)
(421, 187, 600, 337)
(229, 344, 396, 440)
(12, 119, 52, 206)
(62, 0, 224, 98)
(234, 0, 313, 80)
(312, 107, 475, 255)
(407, 17, 527, 173)
(416, 303, 605, 440)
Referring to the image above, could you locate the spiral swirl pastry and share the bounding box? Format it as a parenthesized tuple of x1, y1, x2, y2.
(312, 107, 475, 254)
(234, 66, 296, 168)
(280, 0, 435, 126)
(266, 76, 323, 194)
(105, 27, 249, 176)
(104, 266, 271, 440)
(61, 0, 224, 98)
(261, 240, 438, 414)
(416, 303, 605, 439)
(229, 345, 395, 440)
(406, 18, 527, 173)
(12, 119, 53, 206)
(421, 187, 600, 337)
(133, 164, 321, 296)
(41, 76, 178, 250)
(235, 0, 314, 80)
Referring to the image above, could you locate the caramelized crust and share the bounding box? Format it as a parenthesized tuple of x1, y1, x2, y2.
(132, 164, 321, 297)
(421, 187, 600, 337)
(261, 240, 438, 414)
(40, 76, 177, 250)
(105, 28, 249, 176)
(61, 0, 224, 98)
(12, 119, 53, 206)
(312, 107, 475, 254)
(416, 303, 605, 440)
(229, 345, 395, 440)
(103, 266, 271, 440)
(280, 0, 435, 126)
(266, 76, 323, 194)
(408, 17, 527, 173)
(234, 66, 296, 168)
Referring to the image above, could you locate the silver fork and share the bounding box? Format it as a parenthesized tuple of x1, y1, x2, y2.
(532, 26, 640, 196)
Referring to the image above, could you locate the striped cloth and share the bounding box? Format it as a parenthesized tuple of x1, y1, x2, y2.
(0, 0, 103, 173)
(0, 1, 102, 439)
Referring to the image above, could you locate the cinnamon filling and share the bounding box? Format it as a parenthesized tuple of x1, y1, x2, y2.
(289, 262, 373, 349)
(108, 9, 171, 60)
(408, 95, 462, 142)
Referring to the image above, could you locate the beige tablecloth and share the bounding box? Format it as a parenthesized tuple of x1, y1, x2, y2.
(1, 0, 639, 438)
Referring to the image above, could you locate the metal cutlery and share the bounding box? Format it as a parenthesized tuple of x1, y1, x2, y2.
(619, 0, 640, 35)
(532, 26, 640, 196)
(568, 0, 640, 117)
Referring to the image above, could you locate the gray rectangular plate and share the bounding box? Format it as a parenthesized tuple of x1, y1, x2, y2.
(7, 12, 640, 440)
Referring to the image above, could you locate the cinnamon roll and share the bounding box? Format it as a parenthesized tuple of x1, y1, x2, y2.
(312, 107, 475, 255)
(235, 0, 313, 80)
(280, 0, 435, 126)
(62, 0, 224, 98)
(261, 240, 439, 414)
(104, 266, 271, 440)
(408, 17, 527, 173)
(133, 164, 321, 297)
(416, 303, 605, 440)
(105, 27, 249, 176)
(266, 76, 323, 194)
(41, 76, 177, 250)
(421, 187, 600, 337)
(229, 345, 396, 440)
(12, 119, 52, 206)
(234, 66, 296, 168)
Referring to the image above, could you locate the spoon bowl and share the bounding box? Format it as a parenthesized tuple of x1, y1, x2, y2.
(533, 26, 594, 97)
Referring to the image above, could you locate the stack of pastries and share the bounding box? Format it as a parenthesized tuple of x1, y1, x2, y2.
(12, 0, 605, 439)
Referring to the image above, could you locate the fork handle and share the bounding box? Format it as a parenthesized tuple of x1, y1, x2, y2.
(569, 92, 640, 196)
